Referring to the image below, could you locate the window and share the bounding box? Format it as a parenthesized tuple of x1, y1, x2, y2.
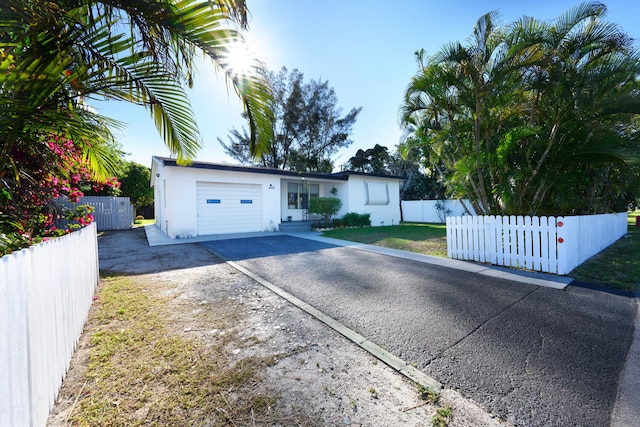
(365, 182, 389, 205)
(288, 182, 319, 209)
(163, 179, 167, 208)
(288, 182, 299, 209)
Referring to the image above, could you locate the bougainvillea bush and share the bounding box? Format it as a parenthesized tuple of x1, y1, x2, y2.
(0, 135, 119, 257)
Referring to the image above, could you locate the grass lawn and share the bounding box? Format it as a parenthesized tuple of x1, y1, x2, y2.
(322, 222, 448, 257)
(62, 274, 276, 426)
(133, 218, 155, 227)
(569, 213, 640, 292)
(322, 217, 639, 292)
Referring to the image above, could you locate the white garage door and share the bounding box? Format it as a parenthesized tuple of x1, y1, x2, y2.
(196, 182, 262, 235)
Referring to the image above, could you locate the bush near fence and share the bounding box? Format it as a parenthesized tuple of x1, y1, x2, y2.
(446, 213, 628, 275)
(57, 196, 134, 231)
(0, 223, 99, 427)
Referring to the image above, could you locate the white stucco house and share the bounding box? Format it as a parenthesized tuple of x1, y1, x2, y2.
(151, 156, 403, 238)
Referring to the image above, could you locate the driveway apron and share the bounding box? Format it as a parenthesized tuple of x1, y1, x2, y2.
(201, 235, 636, 427)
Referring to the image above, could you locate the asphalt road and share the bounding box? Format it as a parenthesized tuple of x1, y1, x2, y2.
(201, 235, 636, 427)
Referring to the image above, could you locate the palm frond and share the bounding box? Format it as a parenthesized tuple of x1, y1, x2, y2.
(552, 1, 607, 48)
(106, 0, 274, 157)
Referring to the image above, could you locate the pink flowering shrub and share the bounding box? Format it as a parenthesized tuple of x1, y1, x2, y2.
(0, 135, 118, 256)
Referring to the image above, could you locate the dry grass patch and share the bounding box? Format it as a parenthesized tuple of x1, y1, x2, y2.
(64, 275, 282, 426)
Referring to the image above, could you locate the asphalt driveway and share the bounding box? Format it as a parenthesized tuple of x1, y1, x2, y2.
(201, 235, 636, 427)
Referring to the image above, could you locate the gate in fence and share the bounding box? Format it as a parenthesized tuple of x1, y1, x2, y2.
(58, 196, 134, 231)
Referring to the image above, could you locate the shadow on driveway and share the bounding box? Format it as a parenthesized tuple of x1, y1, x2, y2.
(200, 235, 337, 261)
(200, 234, 637, 427)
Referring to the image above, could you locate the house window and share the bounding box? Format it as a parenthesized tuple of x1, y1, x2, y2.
(365, 182, 389, 205)
(288, 182, 319, 209)
(163, 179, 167, 209)
(288, 182, 299, 208)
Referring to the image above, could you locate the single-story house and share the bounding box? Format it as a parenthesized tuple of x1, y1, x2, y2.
(151, 156, 403, 238)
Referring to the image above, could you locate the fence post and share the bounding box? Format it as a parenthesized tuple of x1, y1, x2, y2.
(456, 216, 462, 259)
(462, 215, 471, 260)
(515, 215, 523, 269)
(556, 217, 568, 274)
(495, 215, 504, 266)
(525, 216, 536, 270)
(477, 216, 486, 263)
(0, 252, 31, 427)
(446, 216, 453, 258)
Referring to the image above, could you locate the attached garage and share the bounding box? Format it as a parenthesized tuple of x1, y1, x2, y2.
(151, 156, 402, 239)
(196, 182, 262, 235)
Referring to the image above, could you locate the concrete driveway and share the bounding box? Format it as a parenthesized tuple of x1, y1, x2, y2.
(200, 234, 637, 427)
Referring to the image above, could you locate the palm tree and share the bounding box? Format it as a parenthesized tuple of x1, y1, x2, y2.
(1, 0, 273, 179)
(491, 2, 640, 214)
(401, 12, 519, 215)
(401, 2, 640, 215)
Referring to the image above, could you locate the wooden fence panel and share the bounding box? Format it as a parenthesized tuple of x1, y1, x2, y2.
(58, 196, 134, 231)
(522, 216, 533, 270)
(487, 216, 498, 265)
(446, 213, 627, 274)
(0, 253, 30, 427)
(0, 223, 98, 427)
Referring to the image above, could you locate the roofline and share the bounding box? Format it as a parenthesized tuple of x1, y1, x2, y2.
(152, 156, 404, 180)
(332, 170, 405, 180)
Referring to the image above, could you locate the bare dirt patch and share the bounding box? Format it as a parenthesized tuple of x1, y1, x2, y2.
(47, 228, 507, 426)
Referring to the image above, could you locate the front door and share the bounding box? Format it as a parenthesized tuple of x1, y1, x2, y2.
(287, 182, 319, 220)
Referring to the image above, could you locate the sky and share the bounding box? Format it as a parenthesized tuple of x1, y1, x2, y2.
(89, 0, 640, 170)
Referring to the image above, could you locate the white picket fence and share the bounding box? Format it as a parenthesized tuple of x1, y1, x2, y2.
(446, 213, 628, 275)
(58, 196, 134, 231)
(0, 223, 99, 427)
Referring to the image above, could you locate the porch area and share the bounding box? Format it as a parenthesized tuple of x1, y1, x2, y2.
(281, 178, 341, 223)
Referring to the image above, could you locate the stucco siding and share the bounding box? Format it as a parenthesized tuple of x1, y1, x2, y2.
(155, 163, 281, 238)
(345, 176, 401, 226)
(152, 157, 402, 238)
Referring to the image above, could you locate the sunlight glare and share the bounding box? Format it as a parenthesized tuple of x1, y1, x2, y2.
(225, 39, 258, 77)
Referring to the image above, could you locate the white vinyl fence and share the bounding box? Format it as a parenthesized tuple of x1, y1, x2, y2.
(402, 199, 475, 223)
(58, 196, 134, 231)
(1, 223, 99, 427)
(446, 213, 628, 275)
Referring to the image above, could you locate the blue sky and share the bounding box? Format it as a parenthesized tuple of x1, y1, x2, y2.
(90, 0, 640, 170)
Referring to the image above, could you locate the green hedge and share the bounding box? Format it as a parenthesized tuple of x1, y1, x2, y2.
(341, 212, 371, 227)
